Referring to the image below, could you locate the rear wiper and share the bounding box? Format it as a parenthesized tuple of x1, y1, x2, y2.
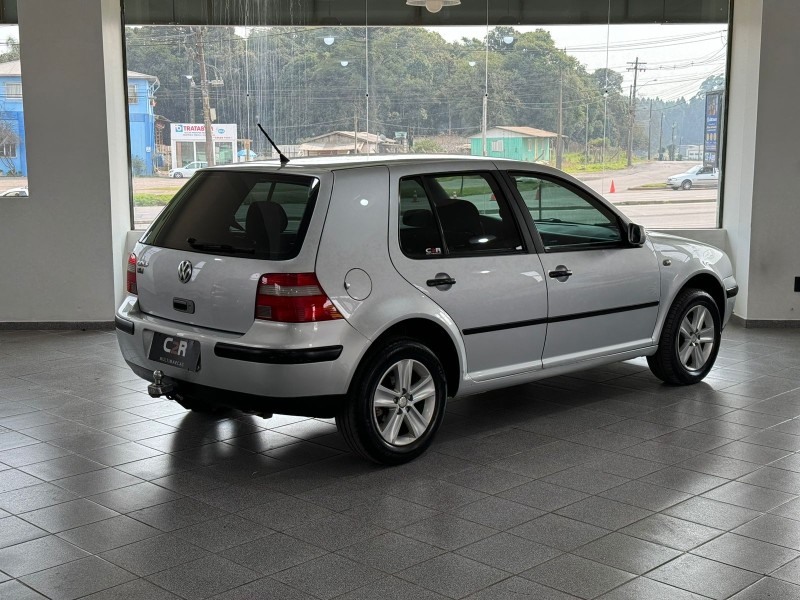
(186, 238, 255, 254)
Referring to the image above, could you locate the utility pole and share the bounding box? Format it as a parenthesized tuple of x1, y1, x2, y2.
(647, 99, 653, 161)
(585, 104, 590, 167)
(188, 79, 196, 123)
(626, 57, 646, 167)
(196, 27, 215, 167)
(658, 112, 664, 160)
(671, 121, 676, 160)
(556, 68, 563, 169)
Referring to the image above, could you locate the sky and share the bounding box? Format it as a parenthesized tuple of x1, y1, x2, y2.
(430, 24, 728, 100)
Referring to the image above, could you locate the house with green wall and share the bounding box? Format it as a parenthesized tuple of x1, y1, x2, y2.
(469, 126, 559, 163)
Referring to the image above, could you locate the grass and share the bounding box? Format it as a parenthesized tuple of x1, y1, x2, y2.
(133, 193, 174, 206)
(562, 152, 641, 174)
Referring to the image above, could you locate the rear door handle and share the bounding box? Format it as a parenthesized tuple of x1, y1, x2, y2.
(548, 267, 572, 279)
(427, 275, 456, 288)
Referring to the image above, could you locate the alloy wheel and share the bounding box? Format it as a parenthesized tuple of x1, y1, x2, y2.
(372, 358, 437, 446)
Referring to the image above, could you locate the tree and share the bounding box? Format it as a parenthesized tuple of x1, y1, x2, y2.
(0, 36, 19, 63)
(0, 119, 19, 174)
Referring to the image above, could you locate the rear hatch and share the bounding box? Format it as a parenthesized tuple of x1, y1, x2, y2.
(135, 169, 323, 334)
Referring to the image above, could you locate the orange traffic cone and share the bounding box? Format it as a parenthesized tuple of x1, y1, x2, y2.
(609, 180, 616, 193)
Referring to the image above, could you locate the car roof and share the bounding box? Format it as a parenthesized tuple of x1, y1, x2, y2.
(210, 154, 499, 174)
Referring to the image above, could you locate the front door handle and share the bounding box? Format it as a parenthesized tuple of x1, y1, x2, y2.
(427, 274, 456, 288)
(548, 266, 573, 280)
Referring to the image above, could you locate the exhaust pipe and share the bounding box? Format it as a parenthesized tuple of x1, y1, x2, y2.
(147, 370, 174, 398)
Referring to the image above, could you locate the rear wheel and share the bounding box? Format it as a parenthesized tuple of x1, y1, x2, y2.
(681, 179, 692, 190)
(173, 172, 183, 179)
(337, 338, 447, 465)
(648, 288, 721, 385)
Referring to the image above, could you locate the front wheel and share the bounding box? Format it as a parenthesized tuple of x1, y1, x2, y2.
(681, 179, 692, 190)
(337, 338, 447, 465)
(648, 288, 721, 385)
(173, 172, 183, 179)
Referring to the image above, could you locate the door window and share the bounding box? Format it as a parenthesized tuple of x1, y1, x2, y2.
(399, 172, 524, 258)
(509, 173, 622, 252)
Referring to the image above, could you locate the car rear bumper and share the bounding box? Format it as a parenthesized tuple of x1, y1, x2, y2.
(115, 296, 369, 409)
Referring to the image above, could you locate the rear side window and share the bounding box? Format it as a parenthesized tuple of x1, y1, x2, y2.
(399, 172, 524, 259)
(141, 171, 319, 260)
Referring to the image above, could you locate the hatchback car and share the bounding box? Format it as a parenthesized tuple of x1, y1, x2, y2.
(117, 156, 737, 464)
(168, 161, 208, 179)
(666, 164, 719, 190)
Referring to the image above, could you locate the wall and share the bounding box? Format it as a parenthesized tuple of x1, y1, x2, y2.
(0, 0, 130, 326)
(722, 0, 800, 322)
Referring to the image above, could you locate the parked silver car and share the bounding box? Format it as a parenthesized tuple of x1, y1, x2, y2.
(117, 156, 738, 464)
(666, 164, 719, 190)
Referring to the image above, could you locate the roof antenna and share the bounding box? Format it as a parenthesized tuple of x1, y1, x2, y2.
(256, 123, 289, 165)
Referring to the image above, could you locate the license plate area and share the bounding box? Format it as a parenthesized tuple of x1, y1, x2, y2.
(148, 332, 201, 371)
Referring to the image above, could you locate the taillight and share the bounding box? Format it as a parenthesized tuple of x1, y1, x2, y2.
(255, 273, 343, 323)
(126, 253, 138, 295)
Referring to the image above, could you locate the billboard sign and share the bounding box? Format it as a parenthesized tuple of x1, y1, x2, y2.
(703, 92, 722, 168)
(171, 123, 237, 143)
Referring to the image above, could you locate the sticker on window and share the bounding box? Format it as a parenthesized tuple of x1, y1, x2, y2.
(425, 247, 442, 256)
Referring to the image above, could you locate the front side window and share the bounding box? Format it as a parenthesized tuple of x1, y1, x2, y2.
(510, 173, 622, 252)
(399, 172, 523, 258)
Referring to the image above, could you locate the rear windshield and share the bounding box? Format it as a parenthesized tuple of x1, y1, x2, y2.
(141, 171, 320, 261)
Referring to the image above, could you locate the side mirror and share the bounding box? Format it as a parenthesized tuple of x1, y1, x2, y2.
(627, 223, 646, 247)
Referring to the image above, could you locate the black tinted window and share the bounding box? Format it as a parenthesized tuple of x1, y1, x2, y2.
(141, 171, 319, 260)
(510, 173, 621, 252)
(398, 177, 445, 258)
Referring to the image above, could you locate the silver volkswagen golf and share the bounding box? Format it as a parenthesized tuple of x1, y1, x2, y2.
(116, 156, 738, 464)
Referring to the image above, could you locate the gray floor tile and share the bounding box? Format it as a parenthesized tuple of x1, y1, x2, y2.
(209, 577, 317, 600)
(237, 495, 334, 532)
(56, 514, 161, 553)
(738, 465, 800, 494)
(337, 575, 450, 600)
(732, 514, 800, 550)
(0, 579, 50, 599)
(597, 577, 707, 599)
(599, 480, 692, 511)
(663, 496, 761, 530)
(442, 466, 531, 494)
(340, 494, 439, 531)
(18, 455, 105, 481)
(284, 512, 385, 551)
(648, 554, 762, 600)
(391, 480, 488, 511)
(76, 441, 163, 467)
(774, 557, 800, 586)
(678, 453, 762, 479)
(450, 496, 544, 530)
(620, 513, 724, 551)
(0, 535, 89, 577)
(510, 513, 609, 551)
(556, 496, 653, 530)
(497, 479, 589, 512)
(466, 576, 581, 599)
(100, 533, 209, 576)
(338, 531, 443, 574)
(274, 553, 384, 600)
(522, 553, 635, 599)
(0, 470, 43, 494)
(88, 481, 182, 513)
(702, 480, 797, 511)
(78, 578, 182, 600)
(19, 555, 135, 600)
(147, 555, 260, 600)
(729, 577, 800, 599)
(18, 498, 118, 533)
(220, 532, 324, 575)
(575, 532, 681, 574)
(771, 496, 800, 520)
(398, 513, 498, 551)
(640, 466, 729, 495)
(0, 443, 72, 468)
(51, 467, 143, 496)
(456, 532, 561, 574)
(127, 497, 227, 532)
(0, 516, 49, 548)
(173, 514, 273, 552)
(711, 440, 792, 464)
(693, 532, 799, 574)
(0, 482, 79, 514)
(541, 465, 630, 494)
(398, 552, 507, 599)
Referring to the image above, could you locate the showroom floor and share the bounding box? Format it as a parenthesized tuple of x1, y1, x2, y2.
(0, 327, 799, 600)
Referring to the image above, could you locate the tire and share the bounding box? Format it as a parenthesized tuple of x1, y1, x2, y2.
(173, 172, 183, 179)
(337, 338, 447, 465)
(648, 288, 721, 385)
(681, 179, 692, 190)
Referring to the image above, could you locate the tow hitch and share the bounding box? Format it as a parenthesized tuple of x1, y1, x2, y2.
(147, 370, 174, 398)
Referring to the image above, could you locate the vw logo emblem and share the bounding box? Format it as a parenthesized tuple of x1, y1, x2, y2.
(178, 260, 193, 284)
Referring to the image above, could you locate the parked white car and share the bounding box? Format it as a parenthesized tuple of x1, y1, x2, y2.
(117, 156, 737, 464)
(168, 161, 208, 179)
(1, 187, 28, 197)
(666, 164, 719, 190)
